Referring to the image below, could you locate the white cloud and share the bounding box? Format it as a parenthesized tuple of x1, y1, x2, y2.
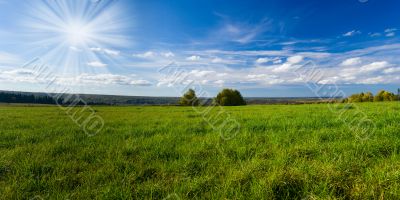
(255, 57, 271, 64)
(132, 51, 174, 60)
(341, 57, 362, 66)
(129, 80, 152, 86)
(57, 73, 152, 86)
(217, 73, 228, 77)
(384, 28, 397, 37)
(383, 67, 400, 74)
(273, 59, 283, 64)
(336, 61, 391, 83)
(76, 74, 131, 85)
(197, 49, 291, 57)
(143, 43, 400, 88)
(246, 74, 273, 81)
(359, 61, 390, 72)
(210, 57, 240, 65)
(0, 52, 21, 65)
(386, 32, 395, 37)
(369, 32, 381, 37)
(190, 70, 214, 77)
(272, 63, 294, 73)
(0, 69, 40, 83)
(186, 55, 201, 61)
(366, 29, 397, 38)
(133, 51, 156, 58)
(247, 74, 267, 79)
(90, 47, 120, 56)
(357, 76, 385, 84)
(287, 55, 304, 64)
(90, 47, 102, 52)
(214, 80, 225, 85)
(87, 61, 107, 67)
(103, 49, 120, 56)
(263, 56, 304, 73)
(211, 57, 223, 63)
(343, 30, 361, 37)
(246, 74, 283, 85)
(385, 28, 397, 33)
(161, 52, 175, 58)
(212, 18, 272, 44)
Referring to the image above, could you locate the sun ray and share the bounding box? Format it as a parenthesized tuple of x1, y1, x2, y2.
(21, 0, 130, 76)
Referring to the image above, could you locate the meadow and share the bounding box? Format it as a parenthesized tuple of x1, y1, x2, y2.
(1, 102, 400, 199)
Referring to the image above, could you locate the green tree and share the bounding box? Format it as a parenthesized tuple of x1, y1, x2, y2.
(179, 89, 199, 106)
(214, 89, 246, 106)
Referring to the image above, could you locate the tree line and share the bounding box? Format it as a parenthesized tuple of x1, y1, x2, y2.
(343, 90, 399, 103)
(0, 92, 89, 105)
(2, 89, 398, 106)
(181, 88, 400, 106)
(0, 92, 59, 104)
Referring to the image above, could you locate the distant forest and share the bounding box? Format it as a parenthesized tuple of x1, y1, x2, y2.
(0, 90, 339, 105)
(0, 92, 58, 104)
(0, 91, 180, 105)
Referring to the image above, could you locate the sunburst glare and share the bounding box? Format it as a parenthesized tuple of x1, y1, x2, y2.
(64, 21, 93, 46)
(22, 0, 130, 75)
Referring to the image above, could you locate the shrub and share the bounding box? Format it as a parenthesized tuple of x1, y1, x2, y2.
(345, 90, 396, 103)
(347, 92, 373, 103)
(214, 89, 246, 106)
(374, 90, 396, 102)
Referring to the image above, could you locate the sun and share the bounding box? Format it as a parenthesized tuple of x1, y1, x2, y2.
(63, 21, 93, 46)
(23, 0, 129, 73)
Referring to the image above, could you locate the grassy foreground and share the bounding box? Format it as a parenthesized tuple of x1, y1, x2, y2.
(1, 102, 400, 199)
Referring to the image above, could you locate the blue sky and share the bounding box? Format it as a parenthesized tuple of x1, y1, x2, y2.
(0, 0, 400, 97)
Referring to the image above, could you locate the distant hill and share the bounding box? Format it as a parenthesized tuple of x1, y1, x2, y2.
(0, 90, 340, 105)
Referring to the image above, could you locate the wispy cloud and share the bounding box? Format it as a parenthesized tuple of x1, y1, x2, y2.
(0, 51, 21, 65)
(91, 47, 120, 56)
(343, 30, 361, 37)
(133, 51, 156, 59)
(186, 55, 201, 61)
(153, 41, 400, 88)
(0, 69, 39, 83)
(211, 15, 273, 44)
(87, 61, 107, 67)
(359, 61, 390, 72)
(0, 69, 152, 87)
(341, 57, 362, 66)
(161, 51, 175, 58)
(133, 51, 175, 59)
(368, 32, 381, 37)
(58, 73, 152, 86)
(385, 28, 397, 37)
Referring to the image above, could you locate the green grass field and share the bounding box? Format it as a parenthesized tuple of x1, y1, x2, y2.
(1, 102, 400, 199)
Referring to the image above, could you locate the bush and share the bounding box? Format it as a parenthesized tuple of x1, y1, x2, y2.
(179, 89, 199, 106)
(374, 90, 396, 102)
(214, 89, 246, 106)
(347, 92, 374, 103)
(345, 90, 397, 103)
